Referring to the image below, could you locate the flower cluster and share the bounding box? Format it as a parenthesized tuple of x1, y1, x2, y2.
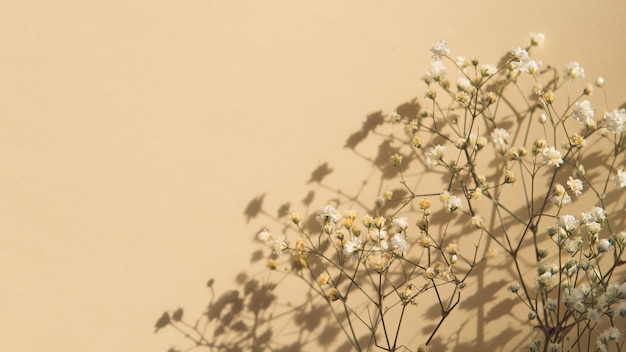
(256, 33, 626, 351)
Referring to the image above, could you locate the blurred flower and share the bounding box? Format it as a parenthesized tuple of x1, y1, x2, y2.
(430, 39, 450, 60)
(564, 62, 585, 80)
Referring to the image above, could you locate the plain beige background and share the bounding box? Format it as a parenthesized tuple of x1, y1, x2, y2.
(2, 1, 626, 351)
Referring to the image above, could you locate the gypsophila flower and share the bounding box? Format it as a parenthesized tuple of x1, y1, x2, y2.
(526, 60, 542, 75)
(457, 76, 471, 91)
(393, 217, 409, 231)
(257, 229, 271, 242)
(538, 271, 553, 287)
(471, 215, 484, 229)
(428, 144, 446, 161)
(504, 170, 516, 184)
(289, 211, 301, 225)
(597, 238, 611, 253)
(491, 128, 510, 148)
(272, 235, 287, 256)
(582, 206, 606, 226)
(540, 146, 563, 167)
(430, 39, 450, 60)
(603, 108, 626, 133)
(508, 281, 521, 293)
(316, 205, 339, 225)
(390, 153, 403, 167)
(613, 170, 626, 187)
(317, 272, 330, 286)
(567, 176, 584, 196)
(486, 248, 498, 259)
(344, 237, 362, 256)
(587, 308, 602, 322)
(596, 77, 605, 87)
(444, 194, 462, 212)
(529, 32, 545, 47)
(559, 214, 579, 232)
(480, 64, 497, 76)
(445, 243, 459, 255)
(564, 61, 585, 80)
(426, 61, 447, 81)
(391, 233, 409, 252)
(566, 134, 586, 149)
(571, 100, 595, 126)
(538, 113, 547, 124)
(510, 47, 531, 73)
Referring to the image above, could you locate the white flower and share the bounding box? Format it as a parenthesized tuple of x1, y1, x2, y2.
(430, 39, 450, 60)
(272, 235, 287, 256)
(526, 60, 542, 75)
(582, 206, 606, 225)
(613, 170, 626, 187)
(510, 47, 532, 73)
(603, 108, 626, 133)
(597, 238, 611, 253)
(316, 205, 339, 225)
(445, 195, 463, 212)
(457, 76, 471, 91)
(559, 214, 578, 232)
(552, 193, 571, 208)
(567, 176, 584, 196)
(426, 61, 447, 81)
(391, 233, 409, 252)
(587, 308, 602, 322)
(538, 271, 553, 287)
(529, 32, 545, 47)
(564, 62, 585, 80)
(571, 100, 595, 126)
(344, 237, 362, 256)
(491, 128, 510, 146)
(428, 144, 446, 160)
(257, 229, 271, 242)
(480, 64, 497, 76)
(392, 217, 409, 231)
(540, 146, 563, 167)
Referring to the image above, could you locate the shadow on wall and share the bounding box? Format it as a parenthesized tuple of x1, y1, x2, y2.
(157, 74, 626, 350)
(155, 96, 530, 351)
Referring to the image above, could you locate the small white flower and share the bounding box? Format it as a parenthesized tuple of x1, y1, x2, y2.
(272, 235, 287, 256)
(445, 195, 463, 212)
(529, 32, 545, 47)
(430, 39, 450, 60)
(491, 128, 510, 146)
(571, 100, 595, 126)
(559, 214, 578, 232)
(540, 146, 563, 167)
(613, 170, 626, 187)
(564, 62, 585, 80)
(552, 193, 571, 208)
(316, 205, 339, 225)
(567, 176, 584, 196)
(603, 108, 626, 133)
(510, 47, 532, 73)
(597, 238, 611, 253)
(428, 144, 446, 161)
(587, 308, 602, 322)
(479, 64, 497, 76)
(391, 233, 409, 252)
(392, 217, 409, 231)
(426, 61, 447, 81)
(344, 237, 362, 256)
(257, 229, 271, 242)
(582, 206, 606, 225)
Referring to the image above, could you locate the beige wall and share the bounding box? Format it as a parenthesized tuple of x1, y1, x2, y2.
(2, 1, 626, 351)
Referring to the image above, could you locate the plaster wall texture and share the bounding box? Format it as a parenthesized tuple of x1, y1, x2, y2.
(2, 1, 626, 351)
